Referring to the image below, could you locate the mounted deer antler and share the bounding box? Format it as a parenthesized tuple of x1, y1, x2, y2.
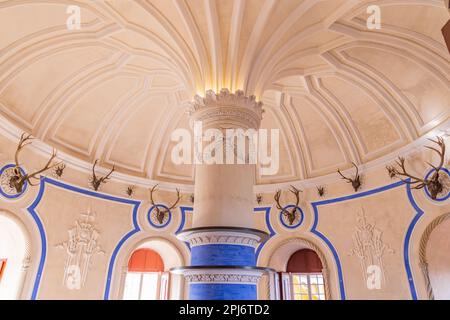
(53, 163, 66, 178)
(338, 162, 362, 192)
(126, 185, 135, 198)
(317, 186, 326, 197)
(9, 133, 61, 193)
(90, 160, 115, 191)
(149, 185, 181, 225)
(274, 186, 302, 225)
(386, 137, 446, 200)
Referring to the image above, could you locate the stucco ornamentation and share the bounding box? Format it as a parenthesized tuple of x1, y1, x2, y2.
(185, 273, 260, 284)
(190, 89, 263, 112)
(188, 89, 263, 130)
(349, 209, 394, 287)
(188, 233, 260, 248)
(56, 209, 104, 290)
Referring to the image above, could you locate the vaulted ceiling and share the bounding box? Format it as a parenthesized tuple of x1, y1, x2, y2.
(0, 0, 449, 186)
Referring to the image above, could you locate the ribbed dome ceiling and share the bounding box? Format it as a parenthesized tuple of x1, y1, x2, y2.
(0, 0, 449, 186)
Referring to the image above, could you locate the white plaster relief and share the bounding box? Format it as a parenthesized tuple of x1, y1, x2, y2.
(184, 231, 263, 248)
(185, 273, 260, 284)
(56, 209, 104, 290)
(349, 208, 394, 288)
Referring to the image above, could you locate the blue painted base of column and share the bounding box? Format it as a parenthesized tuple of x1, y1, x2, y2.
(191, 244, 255, 266)
(190, 283, 257, 300)
(173, 227, 272, 300)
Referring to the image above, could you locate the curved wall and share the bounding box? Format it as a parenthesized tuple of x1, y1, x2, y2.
(0, 133, 448, 300)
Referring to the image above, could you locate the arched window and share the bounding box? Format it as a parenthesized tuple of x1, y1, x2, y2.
(281, 249, 326, 300)
(122, 249, 169, 300)
(0, 212, 29, 300)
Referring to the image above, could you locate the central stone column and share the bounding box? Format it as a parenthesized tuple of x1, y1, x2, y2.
(173, 89, 269, 300)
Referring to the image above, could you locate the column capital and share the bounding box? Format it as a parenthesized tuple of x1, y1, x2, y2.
(188, 89, 264, 130)
(177, 227, 269, 249)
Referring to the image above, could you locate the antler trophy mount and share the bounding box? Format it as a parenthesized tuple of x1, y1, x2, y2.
(90, 160, 115, 191)
(53, 163, 66, 179)
(149, 185, 181, 225)
(386, 137, 448, 200)
(337, 162, 362, 192)
(6, 133, 61, 194)
(274, 186, 302, 226)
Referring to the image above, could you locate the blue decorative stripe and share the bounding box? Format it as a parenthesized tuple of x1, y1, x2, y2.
(26, 177, 141, 300)
(403, 182, 424, 300)
(311, 179, 423, 300)
(175, 206, 192, 234)
(27, 179, 47, 300)
(254, 207, 274, 262)
(176, 206, 193, 250)
(189, 283, 257, 300)
(191, 244, 255, 266)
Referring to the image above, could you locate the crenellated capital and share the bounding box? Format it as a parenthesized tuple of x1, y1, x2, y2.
(185, 272, 261, 284)
(177, 227, 269, 249)
(188, 89, 264, 130)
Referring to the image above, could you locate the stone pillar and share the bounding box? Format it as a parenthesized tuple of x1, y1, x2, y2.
(172, 89, 270, 300)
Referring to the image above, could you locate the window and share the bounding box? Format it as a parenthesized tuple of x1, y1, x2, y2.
(291, 273, 325, 300)
(280, 249, 326, 300)
(122, 249, 169, 300)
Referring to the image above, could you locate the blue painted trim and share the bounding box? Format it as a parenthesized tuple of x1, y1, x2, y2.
(254, 207, 274, 261)
(403, 182, 423, 300)
(279, 205, 304, 229)
(176, 206, 193, 250)
(26, 177, 141, 300)
(310, 179, 422, 300)
(311, 202, 346, 300)
(0, 164, 28, 199)
(147, 204, 172, 228)
(175, 206, 193, 234)
(26, 178, 46, 300)
(424, 168, 450, 201)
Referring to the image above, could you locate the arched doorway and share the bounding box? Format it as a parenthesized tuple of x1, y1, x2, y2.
(119, 238, 185, 300)
(282, 249, 325, 300)
(122, 249, 167, 300)
(0, 210, 31, 300)
(267, 238, 331, 300)
(419, 213, 450, 300)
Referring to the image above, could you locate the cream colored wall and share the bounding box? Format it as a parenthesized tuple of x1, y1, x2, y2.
(0, 134, 448, 300)
(0, 133, 191, 300)
(257, 154, 450, 300)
